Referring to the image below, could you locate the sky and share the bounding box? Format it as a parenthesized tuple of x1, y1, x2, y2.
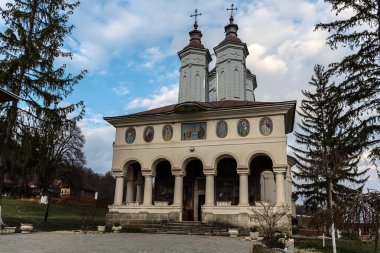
(1, 0, 378, 190)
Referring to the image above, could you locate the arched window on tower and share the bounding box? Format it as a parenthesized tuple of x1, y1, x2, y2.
(195, 73, 201, 100)
(234, 68, 241, 99)
(219, 71, 225, 100)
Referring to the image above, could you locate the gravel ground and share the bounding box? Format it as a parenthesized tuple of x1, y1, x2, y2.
(0, 232, 253, 253)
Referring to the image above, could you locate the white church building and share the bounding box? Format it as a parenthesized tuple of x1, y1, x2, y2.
(104, 10, 296, 230)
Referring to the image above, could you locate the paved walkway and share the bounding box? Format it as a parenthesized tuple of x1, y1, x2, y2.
(0, 232, 253, 253)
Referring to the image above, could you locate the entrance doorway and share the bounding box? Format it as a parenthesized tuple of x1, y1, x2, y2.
(183, 159, 205, 221)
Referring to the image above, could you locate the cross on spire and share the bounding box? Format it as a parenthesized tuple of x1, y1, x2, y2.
(227, 4, 237, 23)
(190, 9, 202, 30)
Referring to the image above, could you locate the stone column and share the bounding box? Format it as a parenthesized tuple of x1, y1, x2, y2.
(125, 167, 135, 203)
(135, 171, 144, 204)
(126, 180, 135, 203)
(143, 174, 153, 206)
(275, 170, 286, 206)
(237, 168, 250, 206)
(173, 174, 184, 206)
(113, 172, 125, 205)
(204, 170, 215, 206)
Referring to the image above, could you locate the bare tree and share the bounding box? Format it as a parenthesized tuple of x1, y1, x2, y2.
(250, 203, 289, 249)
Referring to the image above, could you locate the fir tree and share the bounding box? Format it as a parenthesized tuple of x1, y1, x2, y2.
(292, 64, 368, 210)
(316, 0, 380, 160)
(292, 64, 369, 253)
(0, 0, 86, 224)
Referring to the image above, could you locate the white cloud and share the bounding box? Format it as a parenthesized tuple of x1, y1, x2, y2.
(112, 85, 130, 96)
(127, 84, 179, 110)
(142, 46, 165, 68)
(78, 112, 114, 174)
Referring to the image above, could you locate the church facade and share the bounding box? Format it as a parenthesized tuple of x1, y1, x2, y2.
(105, 12, 296, 230)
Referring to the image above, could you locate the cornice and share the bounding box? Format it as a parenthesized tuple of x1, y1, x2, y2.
(104, 101, 296, 133)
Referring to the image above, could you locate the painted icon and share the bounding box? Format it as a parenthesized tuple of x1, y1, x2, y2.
(181, 122, 207, 140)
(143, 126, 154, 143)
(125, 127, 136, 144)
(260, 117, 273, 136)
(237, 119, 250, 137)
(216, 120, 228, 138)
(162, 124, 173, 141)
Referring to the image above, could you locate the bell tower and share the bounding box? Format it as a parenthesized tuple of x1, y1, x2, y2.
(178, 9, 212, 103)
(211, 4, 257, 101)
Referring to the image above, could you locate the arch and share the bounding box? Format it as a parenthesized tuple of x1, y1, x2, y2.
(121, 158, 143, 175)
(152, 158, 174, 205)
(212, 152, 240, 171)
(215, 157, 239, 205)
(248, 153, 275, 204)
(179, 155, 207, 173)
(246, 150, 276, 168)
(150, 156, 174, 175)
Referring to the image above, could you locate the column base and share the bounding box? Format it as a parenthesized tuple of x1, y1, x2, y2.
(238, 203, 250, 207)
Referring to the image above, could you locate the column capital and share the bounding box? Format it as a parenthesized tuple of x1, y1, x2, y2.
(172, 167, 185, 176)
(142, 170, 156, 177)
(273, 165, 287, 173)
(203, 168, 216, 176)
(237, 167, 250, 175)
(113, 171, 125, 177)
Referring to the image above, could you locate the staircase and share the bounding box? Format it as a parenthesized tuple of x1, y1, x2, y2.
(125, 221, 229, 236)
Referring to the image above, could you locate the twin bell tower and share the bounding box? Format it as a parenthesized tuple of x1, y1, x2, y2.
(177, 5, 257, 103)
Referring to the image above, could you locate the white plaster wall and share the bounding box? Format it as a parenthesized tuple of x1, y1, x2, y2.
(215, 45, 247, 101)
(112, 115, 287, 172)
(178, 51, 209, 103)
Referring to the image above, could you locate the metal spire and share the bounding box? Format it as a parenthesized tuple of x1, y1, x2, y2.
(190, 9, 202, 30)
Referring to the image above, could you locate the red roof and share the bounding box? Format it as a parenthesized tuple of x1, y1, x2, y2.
(129, 100, 272, 117)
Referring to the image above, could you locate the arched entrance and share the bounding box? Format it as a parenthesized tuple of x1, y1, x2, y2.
(215, 158, 239, 205)
(123, 161, 143, 203)
(153, 160, 174, 204)
(249, 155, 275, 204)
(183, 159, 205, 221)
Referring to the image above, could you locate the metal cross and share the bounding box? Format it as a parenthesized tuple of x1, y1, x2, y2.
(227, 4, 237, 18)
(190, 9, 202, 24)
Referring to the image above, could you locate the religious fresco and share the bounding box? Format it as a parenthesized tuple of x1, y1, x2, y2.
(259, 117, 273, 136)
(162, 124, 173, 141)
(237, 119, 250, 137)
(143, 126, 154, 142)
(216, 120, 228, 138)
(181, 122, 207, 140)
(125, 127, 136, 144)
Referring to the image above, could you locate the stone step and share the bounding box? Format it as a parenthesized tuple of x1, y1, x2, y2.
(125, 221, 229, 236)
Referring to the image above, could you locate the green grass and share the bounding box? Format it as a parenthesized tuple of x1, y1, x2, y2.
(295, 237, 377, 253)
(2, 197, 108, 231)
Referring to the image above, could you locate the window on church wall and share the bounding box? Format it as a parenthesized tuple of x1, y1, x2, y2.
(195, 74, 201, 100)
(183, 72, 190, 100)
(219, 71, 225, 100)
(234, 68, 240, 99)
(153, 161, 174, 204)
(215, 158, 239, 205)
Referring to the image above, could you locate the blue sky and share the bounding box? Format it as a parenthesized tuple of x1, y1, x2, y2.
(1, 0, 378, 190)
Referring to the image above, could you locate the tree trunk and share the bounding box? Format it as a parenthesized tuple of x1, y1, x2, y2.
(327, 179, 337, 253)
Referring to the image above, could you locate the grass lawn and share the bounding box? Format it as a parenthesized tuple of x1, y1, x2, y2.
(295, 237, 377, 253)
(1, 197, 108, 231)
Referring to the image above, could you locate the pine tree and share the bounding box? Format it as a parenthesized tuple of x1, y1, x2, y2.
(0, 0, 86, 224)
(316, 0, 380, 160)
(292, 65, 369, 210)
(292, 64, 369, 253)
